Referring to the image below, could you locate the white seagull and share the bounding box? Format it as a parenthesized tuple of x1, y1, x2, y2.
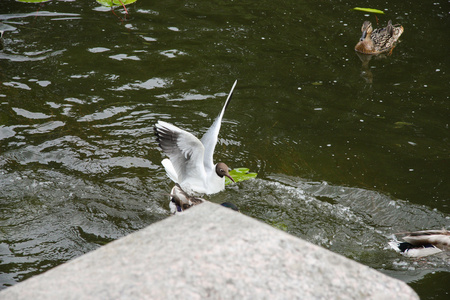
(154, 80, 237, 195)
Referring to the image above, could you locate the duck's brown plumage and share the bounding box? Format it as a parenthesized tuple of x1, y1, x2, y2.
(389, 229, 449, 258)
(401, 229, 450, 250)
(355, 20, 404, 54)
(169, 183, 205, 213)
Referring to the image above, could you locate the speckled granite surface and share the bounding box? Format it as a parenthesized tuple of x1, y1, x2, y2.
(0, 202, 418, 300)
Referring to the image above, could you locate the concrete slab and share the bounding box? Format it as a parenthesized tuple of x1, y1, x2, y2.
(0, 202, 418, 299)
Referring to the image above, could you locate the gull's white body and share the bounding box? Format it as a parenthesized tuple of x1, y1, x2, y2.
(161, 155, 223, 194)
(155, 80, 237, 195)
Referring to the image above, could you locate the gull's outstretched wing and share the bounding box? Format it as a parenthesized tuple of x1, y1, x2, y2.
(200, 80, 237, 170)
(155, 121, 206, 184)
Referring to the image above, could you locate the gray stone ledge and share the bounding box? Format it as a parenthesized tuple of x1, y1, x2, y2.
(0, 202, 418, 299)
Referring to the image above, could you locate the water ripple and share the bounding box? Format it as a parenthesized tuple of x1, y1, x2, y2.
(12, 108, 51, 119)
(0, 49, 66, 62)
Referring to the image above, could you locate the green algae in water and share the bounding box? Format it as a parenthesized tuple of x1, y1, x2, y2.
(353, 7, 385, 14)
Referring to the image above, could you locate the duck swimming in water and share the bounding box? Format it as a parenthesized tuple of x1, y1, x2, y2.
(389, 229, 450, 258)
(355, 20, 404, 55)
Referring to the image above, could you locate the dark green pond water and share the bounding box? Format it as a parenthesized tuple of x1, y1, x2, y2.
(1, 0, 449, 298)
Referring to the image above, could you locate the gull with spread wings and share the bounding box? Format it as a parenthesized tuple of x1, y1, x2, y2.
(154, 81, 237, 195)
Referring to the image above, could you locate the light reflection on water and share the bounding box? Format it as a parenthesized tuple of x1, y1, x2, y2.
(0, 0, 448, 298)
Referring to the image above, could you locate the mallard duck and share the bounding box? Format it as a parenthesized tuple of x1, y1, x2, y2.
(169, 183, 239, 214)
(355, 20, 404, 54)
(389, 229, 449, 258)
(169, 183, 205, 214)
